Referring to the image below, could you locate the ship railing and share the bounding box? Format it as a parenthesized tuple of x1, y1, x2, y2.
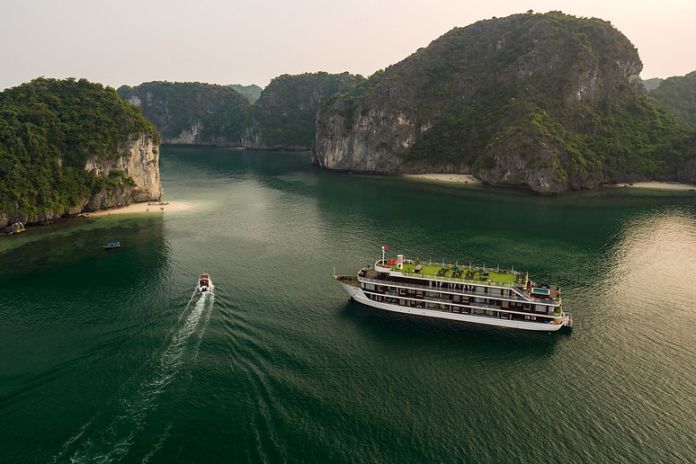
(358, 276, 558, 305)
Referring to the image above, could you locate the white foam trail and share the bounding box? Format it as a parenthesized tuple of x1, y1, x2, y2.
(190, 292, 215, 362)
(140, 424, 172, 464)
(50, 421, 91, 463)
(69, 293, 208, 463)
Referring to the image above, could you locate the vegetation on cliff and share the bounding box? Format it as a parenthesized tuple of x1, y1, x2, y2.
(0, 78, 158, 225)
(247, 72, 365, 148)
(314, 11, 696, 192)
(117, 82, 252, 145)
(649, 71, 696, 128)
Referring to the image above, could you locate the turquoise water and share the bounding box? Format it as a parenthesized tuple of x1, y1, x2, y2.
(1, 147, 695, 463)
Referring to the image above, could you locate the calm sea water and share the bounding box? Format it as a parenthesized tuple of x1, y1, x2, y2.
(1, 147, 695, 463)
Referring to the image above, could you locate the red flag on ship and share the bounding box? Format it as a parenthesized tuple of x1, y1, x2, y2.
(382, 243, 388, 251)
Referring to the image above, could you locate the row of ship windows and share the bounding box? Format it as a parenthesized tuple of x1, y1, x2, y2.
(362, 283, 553, 313)
(369, 278, 517, 297)
(364, 293, 547, 321)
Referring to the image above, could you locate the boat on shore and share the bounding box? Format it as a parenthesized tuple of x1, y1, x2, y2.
(334, 247, 572, 332)
(4, 222, 26, 235)
(197, 273, 213, 292)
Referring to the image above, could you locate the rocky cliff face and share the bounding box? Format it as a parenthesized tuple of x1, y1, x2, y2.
(314, 12, 690, 193)
(83, 134, 162, 208)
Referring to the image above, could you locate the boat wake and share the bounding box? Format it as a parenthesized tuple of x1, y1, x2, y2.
(55, 290, 215, 463)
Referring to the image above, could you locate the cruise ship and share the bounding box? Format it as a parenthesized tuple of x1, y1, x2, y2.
(334, 248, 572, 332)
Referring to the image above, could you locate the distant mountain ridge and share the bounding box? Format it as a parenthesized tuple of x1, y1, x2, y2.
(641, 78, 663, 91)
(117, 82, 251, 146)
(648, 71, 696, 128)
(229, 84, 263, 103)
(118, 73, 364, 150)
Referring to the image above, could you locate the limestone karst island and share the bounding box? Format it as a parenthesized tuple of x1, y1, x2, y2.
(1, 5, 695, 464)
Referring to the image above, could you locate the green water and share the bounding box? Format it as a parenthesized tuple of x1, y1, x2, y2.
(1, 147, 695, 463)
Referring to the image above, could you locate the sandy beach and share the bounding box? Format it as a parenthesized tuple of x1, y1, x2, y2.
(83, 201, 194, 217)
(610, 181, 696, 191)
(402, 173, 482, 185)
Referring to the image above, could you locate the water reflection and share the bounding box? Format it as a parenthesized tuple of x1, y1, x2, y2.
(339, 300, 561, 357)
(601, 209, 696, 324)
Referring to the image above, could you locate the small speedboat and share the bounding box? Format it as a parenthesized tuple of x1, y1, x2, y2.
(197, 273, 212, 292)
(104, 241, 121, 250)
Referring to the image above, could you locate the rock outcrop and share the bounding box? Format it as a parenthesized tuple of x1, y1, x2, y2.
(314, 11, 693, 193)
(83, 134, 162, 206)
(0, 78, 162, 228)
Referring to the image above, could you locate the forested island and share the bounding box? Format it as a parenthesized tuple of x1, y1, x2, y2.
(313, 11, 696, 193)
(0, 78, 162, 228)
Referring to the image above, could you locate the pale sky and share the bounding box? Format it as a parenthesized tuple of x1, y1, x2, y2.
(1, 0, 695, 90)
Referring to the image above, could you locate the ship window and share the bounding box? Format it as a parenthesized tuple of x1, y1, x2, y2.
(535, 304, 548, 313)
(365, 284, 375, 291)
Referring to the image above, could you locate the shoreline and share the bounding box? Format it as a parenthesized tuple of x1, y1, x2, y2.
(608, 181, 696, 191)
(81, 200, 193, 217)
(401, 173, 482, 185)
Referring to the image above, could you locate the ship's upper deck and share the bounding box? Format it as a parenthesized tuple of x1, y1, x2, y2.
(369, 257, 561, 304)
(378, 260, 524, 287)
(394, 262, 523, 286)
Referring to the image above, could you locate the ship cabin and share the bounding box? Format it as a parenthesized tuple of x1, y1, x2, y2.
(356, 255, 562, 325)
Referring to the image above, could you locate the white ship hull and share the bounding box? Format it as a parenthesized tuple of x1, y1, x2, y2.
(336, 281, 563, 332)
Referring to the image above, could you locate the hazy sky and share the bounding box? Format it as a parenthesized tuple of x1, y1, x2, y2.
(1, 0, 695, 90)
